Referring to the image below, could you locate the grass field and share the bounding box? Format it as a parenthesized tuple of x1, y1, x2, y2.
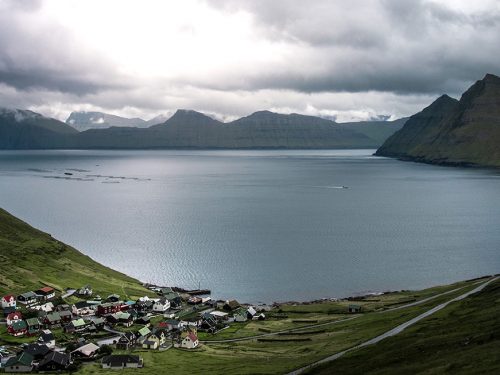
(74, 279, 492, 375)
(306, 278, 500, 375)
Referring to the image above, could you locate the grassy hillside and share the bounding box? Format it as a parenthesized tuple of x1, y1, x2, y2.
(1, 207, 497, 374)
(0, 207, 150, 298)
(307, 278, 500, 375)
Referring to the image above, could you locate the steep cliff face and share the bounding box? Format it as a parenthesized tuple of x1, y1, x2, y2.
(376, 74, 500, 167)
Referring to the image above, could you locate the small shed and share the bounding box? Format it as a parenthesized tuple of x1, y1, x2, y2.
(348, 304, 362, 313)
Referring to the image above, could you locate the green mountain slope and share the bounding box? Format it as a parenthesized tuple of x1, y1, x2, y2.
(376, 74, 500, 167)
(0, 207, 149, 298)
(306, 277, 500, 375)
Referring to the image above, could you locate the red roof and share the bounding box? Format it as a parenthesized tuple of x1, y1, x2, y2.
(38, 287, 54, 293)
(2, 295, 15, 300)
(187, 332, 198, 342)
(7, 312, 22, 320)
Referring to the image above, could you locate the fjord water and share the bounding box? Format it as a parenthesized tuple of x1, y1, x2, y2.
(1, 150, 499, 302)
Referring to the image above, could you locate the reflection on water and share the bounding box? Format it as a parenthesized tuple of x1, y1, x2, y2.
(0, 149, 499, 303)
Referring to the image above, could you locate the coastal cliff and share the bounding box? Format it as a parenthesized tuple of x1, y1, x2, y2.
(376, 73, 500, 167)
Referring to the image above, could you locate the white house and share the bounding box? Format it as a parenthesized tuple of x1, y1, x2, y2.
(30, 302, 54, 312)
(247, 306, 257, 318)
(180, 332, 199, 349)
(77, 285, 93, 297)
(209, 310, 228, 320)
(17, 291, 38, 305)
(1, 295, 16, 308)
(152, 297, 170, 312)
(72, 343, 100, 358)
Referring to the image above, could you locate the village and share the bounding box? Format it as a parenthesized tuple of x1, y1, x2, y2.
(0, 283, 275, 372)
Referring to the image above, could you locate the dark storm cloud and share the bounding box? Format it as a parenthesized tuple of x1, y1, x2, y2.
(207, 0, 500, 95)
(0, 0, 499, 121)
(0, 64, 118, 95)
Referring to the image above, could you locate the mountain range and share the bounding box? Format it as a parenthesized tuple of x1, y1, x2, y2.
(376, 73, 500, 167)
(0, 107, 406, 149)
(66, 111, 170, 131)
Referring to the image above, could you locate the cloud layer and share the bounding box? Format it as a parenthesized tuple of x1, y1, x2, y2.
(0, 0, 499, 122)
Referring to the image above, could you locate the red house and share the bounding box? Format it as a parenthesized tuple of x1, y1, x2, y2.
(97, 302, 123, 316)
(8, 320, 28, 336)
(6, 311, 23, 326)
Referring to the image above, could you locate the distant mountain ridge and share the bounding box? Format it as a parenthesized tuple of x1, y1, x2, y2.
(0, 107, 407, 150)
(0, 107, 77, 149)
(66, 111, 169, 131)
(376, 73, 500, 167)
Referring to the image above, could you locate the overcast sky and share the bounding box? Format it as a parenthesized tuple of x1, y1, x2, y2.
(0, 0, 499, 122)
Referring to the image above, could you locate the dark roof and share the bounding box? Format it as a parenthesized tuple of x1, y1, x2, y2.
(3, 306, 16, 314)
(224, 300, 240, 310)
(23, 344, 51, 357)
(121, 332, 137, 341)
(38, 351, 70, 368)
(74, 301, 92, 309)
(40, 330, 54, 342)
(102, 355, 141, 366)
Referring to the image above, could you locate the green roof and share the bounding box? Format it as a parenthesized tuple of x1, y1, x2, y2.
(138, 327, 151, 337)
(164, 291, 180, 300)
(234, 307, 248, 316)
(26, 317, 40, 326)
(46, 312, 61, 322)
(6, 352, 33, 367)
(72, 318, 87, 327)
(20, 291, 37, 299)
(118, 312, 131, 319)
(11, 320, 27, 330)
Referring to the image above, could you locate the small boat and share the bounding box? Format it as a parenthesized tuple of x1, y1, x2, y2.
(64, 172, 73, 176)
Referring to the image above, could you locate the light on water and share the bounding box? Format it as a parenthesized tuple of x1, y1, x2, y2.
(1, 149, 499, 303)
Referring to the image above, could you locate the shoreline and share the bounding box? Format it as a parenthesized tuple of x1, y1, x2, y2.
(139, 274, 495, 309)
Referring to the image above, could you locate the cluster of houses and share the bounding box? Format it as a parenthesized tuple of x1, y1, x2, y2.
(1, 284, 270, 372)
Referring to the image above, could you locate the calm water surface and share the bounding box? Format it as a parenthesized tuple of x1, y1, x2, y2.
(0, 149, 499, 302)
